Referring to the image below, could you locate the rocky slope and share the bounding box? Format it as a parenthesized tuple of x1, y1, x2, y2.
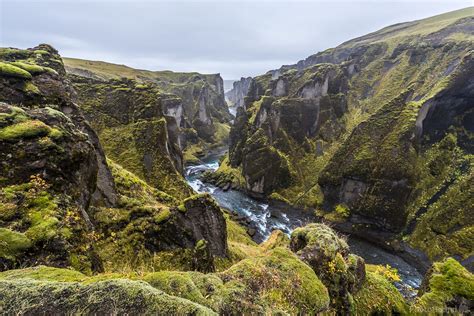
(64, 58, 232, 165)
(219, 8, 474, 271)
(0, 45, 228, 275)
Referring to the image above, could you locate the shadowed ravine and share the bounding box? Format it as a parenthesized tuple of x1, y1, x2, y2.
(185, 148, 423, 298)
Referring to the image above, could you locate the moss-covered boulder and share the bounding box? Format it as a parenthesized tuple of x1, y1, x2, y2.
(219, 247, 330, 314)
(0, 278, 215, 315)
(290, 223, 366, 312)
(352, 267, 409, 314)
(413, 258, 474, 313)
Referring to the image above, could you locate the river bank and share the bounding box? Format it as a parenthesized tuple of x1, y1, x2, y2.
(184, 148, 423, 298)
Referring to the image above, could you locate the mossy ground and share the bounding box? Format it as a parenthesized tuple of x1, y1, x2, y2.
(412, 258, 474, 313)
(352, 269, 409, 314)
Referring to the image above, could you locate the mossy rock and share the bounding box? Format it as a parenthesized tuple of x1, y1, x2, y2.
(0, 228, 32, 261)
(0, 119, 59, 141)
(413, 258, 474, 313)
(219, 247, 330, 314)
(0, 278, 215, 315)
(142, 271, 222, 310)
(0, 62, 32, 79)
(352, 270, 409, 314)
(0, 265, 86, 282)
(290, 223, 366, 312)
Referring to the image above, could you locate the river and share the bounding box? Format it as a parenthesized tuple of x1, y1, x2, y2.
(185, 148, 423, 297)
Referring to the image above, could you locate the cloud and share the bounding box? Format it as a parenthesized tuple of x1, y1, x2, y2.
(1, 0, 471, 79)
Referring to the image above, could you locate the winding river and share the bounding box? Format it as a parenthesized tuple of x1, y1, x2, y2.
(185, 148, 423, 297)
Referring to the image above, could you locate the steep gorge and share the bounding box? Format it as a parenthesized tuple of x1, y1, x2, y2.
(220, 8, 474, 271)
(0, 7, 473, 315)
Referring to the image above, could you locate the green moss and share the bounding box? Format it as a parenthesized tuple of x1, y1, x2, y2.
(0, 180, 76, 263)
(408, 139, 473, 262)
(213, 122, 230, 145)
(0, 61, 32, 79)
(10, 61, 45, 74)
(291, 223, 349, 259)
(100, 120, 191, 200)
(0, 106, 28, 124)
(352, 270, 409, 314)
(220, 247, 330, 314)
(142, 271, 213, 308)
(33, 49, 49, 55)
(107, 159, 177, 206)
(268, 192, 291, 204)
(0, 228, 32, 260)
(0, 48, 30, 59)
(0, 265, 86, 282)
(413, 258, 474, 313)
(0, 120, 54, 141)
(0, 279, 215, 315)
(260, 230, 290, 250)
(183, 143, 203, 164)
(21, 81, 40, 94)
(154, 208, 171, 224)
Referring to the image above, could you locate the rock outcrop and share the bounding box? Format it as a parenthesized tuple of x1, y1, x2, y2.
(290, 224, 366, 312)
(0, 45, 229, 274)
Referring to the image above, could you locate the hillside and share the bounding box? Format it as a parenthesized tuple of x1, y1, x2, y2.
(64, 57, 232, 165)
(218, 7, 474, 271)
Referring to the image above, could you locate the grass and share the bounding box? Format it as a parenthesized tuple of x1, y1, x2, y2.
(63, 57, 218, 84)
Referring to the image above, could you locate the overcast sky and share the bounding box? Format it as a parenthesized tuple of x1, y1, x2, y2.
(0, 0, 471, 79)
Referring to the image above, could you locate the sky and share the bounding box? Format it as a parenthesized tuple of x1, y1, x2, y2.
(0, 0, 472, 80)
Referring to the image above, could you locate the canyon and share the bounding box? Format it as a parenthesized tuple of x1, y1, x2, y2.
(0, 7, 473, 315)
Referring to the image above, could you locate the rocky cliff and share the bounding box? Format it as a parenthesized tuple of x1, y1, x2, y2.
(0, 45, 228, 274)
(220, 8, 474, 268)
(64, 58, 232, 164)
(225, 76, 252, 108)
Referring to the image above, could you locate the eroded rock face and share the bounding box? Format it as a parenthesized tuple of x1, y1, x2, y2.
(226, 12, 474, 267)
(0, 45, 109, 271)
(67, 75, 191, 199)
(241, 128, 293, 195)
(66, 61, 231, 151)
(226, 77, 252, 108)
(228, 64, 349, 195)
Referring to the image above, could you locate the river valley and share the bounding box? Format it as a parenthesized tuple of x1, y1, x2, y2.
(185, 147, 423, 298)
